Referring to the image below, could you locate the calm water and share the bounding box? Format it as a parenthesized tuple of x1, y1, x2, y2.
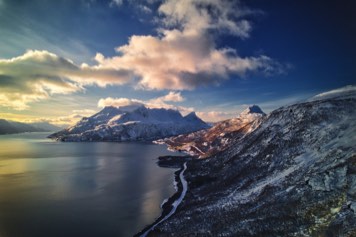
(0, 133, 179, 237)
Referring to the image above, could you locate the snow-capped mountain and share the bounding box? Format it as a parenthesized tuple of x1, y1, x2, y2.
(149, 86, 356, 236)
(49, 105, 209, 142)
(158, 105, 265, 158)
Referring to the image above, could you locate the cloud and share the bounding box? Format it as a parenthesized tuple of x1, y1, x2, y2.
(0, 0, 286, 110)
(0, 50, 132, 110)
(196, 111, 236, 122)
(138, 5, 152, 14)
(95, 0, 283, 90)
(158, 0, 255, 38)
(72, 109, 97, 115)
(0, 111, 93, 127)
(110, 0, 123, 7)
(28, 108, 98, 126)
(153, 91, 184, 102)
(97, 91, 193, 115)
(30, 114, 85, 126)
(309, 85, 356, 101)
(97, 97, 144, 108)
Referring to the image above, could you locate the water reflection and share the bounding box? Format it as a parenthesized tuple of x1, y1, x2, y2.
(0, 133, 178, 237)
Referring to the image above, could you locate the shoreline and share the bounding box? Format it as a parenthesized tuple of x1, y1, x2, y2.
(134, 157, 189, 237)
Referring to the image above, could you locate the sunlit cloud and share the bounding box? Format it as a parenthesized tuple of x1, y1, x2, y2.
(0, 111, 89, 127)
(95, 0, 282, 90)
(97, 97, 144, 109)
(24, 108, 98, 126)
(0, 50, 132, 110)
(196, 111, 237, 122)
(72, 109, 97, 115)
(150, 91, 185, 103)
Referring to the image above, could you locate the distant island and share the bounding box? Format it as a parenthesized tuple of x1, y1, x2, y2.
(0, 119, 61, 135)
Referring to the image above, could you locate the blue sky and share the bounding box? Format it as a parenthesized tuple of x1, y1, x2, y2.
(0, 0, 355, 124)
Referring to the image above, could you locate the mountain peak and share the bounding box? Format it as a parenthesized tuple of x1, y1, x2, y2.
(185, 111, 197, 118)
(184, 112, 207, 124)
(241, 105, 265, 115)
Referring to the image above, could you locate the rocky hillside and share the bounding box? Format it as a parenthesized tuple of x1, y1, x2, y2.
(49, 105, 209, 142)
(158, 105, 265, 158)
(149, 87, 356, 236)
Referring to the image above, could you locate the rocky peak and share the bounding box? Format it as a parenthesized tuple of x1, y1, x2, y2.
(240, 105, 265, 116)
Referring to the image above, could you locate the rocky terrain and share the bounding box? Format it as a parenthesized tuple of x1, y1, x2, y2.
(158, 105, 265, 158)
(147, 87, 356, 236)
(49, 105, 209, 142)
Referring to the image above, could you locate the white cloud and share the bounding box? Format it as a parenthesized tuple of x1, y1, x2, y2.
(97, 97, 144, 108)
(97, 91, 193, 115)
(138, 5, 152, 14)
(110, 0, 123, 7)
(154, 91, 185, 102)
(309, 85, 356, 101)
(196, 111, 236, 122)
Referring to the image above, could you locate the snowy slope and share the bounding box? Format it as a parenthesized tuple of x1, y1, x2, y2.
(159, 105, 265, 158)
(149, 87, 356, 236)
(49, 106, 209, 142)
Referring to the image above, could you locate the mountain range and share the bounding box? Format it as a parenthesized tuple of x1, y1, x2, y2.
(146, 86, 356, 236)
(157, 105, 266, 158)
(49, 105, 209, 142)
(0, 119, 61, 135)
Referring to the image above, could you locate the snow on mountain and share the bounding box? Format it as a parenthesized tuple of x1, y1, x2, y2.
(308, 85, 356, 102)
(159, 105, 266, 158)
(150, 87, 356, 236)
(49, 106, 209, 142)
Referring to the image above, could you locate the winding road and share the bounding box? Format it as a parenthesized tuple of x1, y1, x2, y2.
(140, 162, 188, 237)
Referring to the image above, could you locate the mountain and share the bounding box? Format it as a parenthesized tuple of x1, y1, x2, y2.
(29, 122, 62, 131)
(0, 119, 45, 135)
(148, 87, 356, 236)
(158, 105, 265, 158)
(49, 105, 209, 142)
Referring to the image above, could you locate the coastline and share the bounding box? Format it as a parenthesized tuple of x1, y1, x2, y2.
(135, 157, 190, 237)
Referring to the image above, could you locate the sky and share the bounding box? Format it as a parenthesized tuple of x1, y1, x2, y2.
(0, 0, 355, 125)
